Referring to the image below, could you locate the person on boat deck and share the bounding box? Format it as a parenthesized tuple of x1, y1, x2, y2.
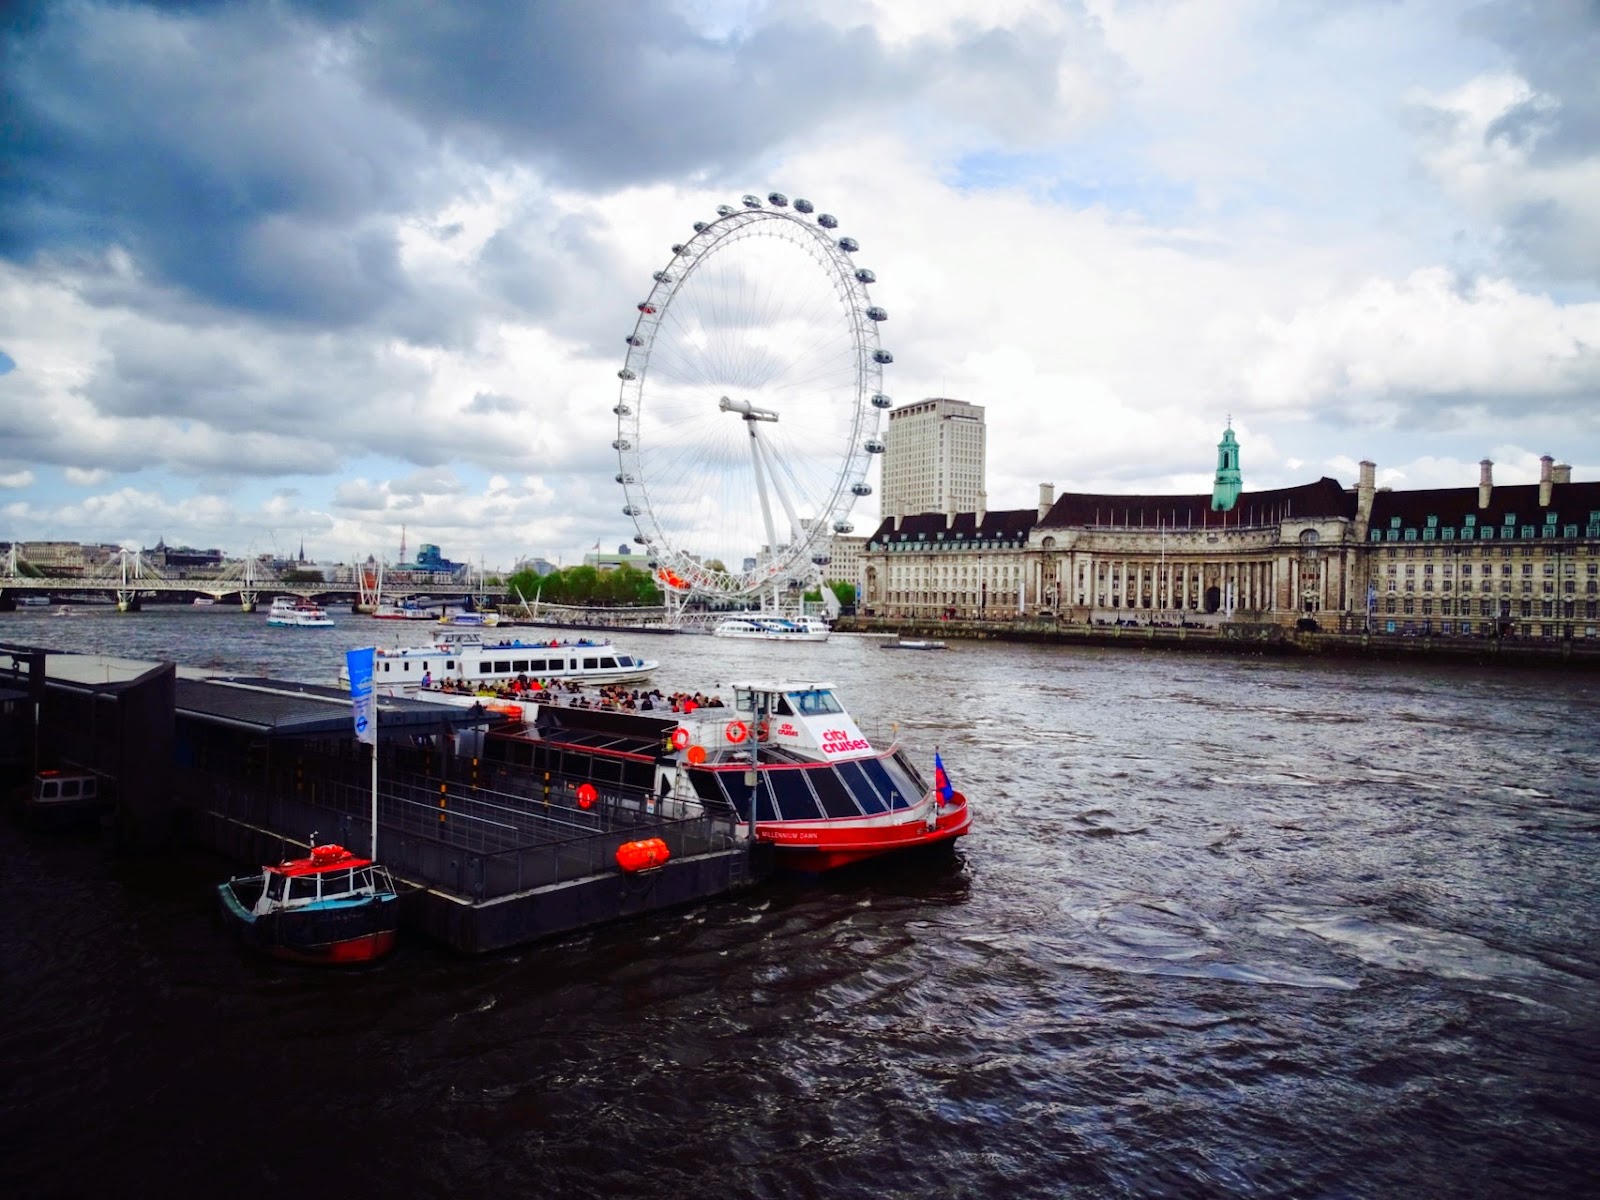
(421, 670, 432, 689)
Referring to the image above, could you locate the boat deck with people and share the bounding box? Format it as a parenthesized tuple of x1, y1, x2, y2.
(345, 630, 658, 697)
(471, 678, 969, 872)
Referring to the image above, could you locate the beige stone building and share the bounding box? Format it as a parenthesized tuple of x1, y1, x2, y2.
(859, 445, 1600, 640)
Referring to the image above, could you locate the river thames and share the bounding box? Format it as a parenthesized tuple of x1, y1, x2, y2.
(2, 604, 1596, 1198)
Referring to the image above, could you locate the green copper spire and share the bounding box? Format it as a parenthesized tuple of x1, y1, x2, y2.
(1211, 419, 1241, 512)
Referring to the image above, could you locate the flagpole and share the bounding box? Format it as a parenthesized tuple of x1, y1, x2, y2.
(370, 699, 379, 861)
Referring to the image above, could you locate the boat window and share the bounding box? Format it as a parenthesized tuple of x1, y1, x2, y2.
(265, 874, 287, 901)
(513, 660, 528, 672)
(891, 748, 930, 793)
(38, 780, 59, 800)
(287, 877, 318, 904)
(790, 689, 842, 716)
(857, 756, 913, 810)
(835, 759, 887, 814)
(774, 696, 794, 716)
(768, 768, 824, 820)
(584, 658, 599, 670)
(446, 660, 455, 670)
(600, 658, 618, 669)
(857, 755, 908, 812)
(528, 659, 549, 673)
(479, 663, 493, 675)
(809, 766, 863, 818)
(494, 660, 511, 673)
(61, 779, 80, 799)
(616, 656, 634, 667)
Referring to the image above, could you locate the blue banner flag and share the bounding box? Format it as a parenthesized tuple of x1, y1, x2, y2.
(346, 647, 377, 747)
(934, 751, 955, 804)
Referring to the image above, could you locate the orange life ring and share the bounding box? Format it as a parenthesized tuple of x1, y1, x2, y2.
(726, 720, 749, 744)
(686, 745, 707, 765)
(757, 719, 770, 741)
(576, 782, 598, 809)
(670, 727, 691, 750)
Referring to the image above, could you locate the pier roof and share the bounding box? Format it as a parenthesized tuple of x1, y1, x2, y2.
(175, 677, 503, 739)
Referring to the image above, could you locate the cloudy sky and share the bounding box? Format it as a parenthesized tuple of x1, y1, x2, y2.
(2, 0, 1597, 570)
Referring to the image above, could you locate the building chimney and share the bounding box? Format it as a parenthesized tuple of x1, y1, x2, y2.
(1038, 482, 1055, 523)
(976, 490, 987, 526)
(1355, 460, 1376, 536)
(1553, 463, 1572, 485)
(1539, 455, 1554, 507)
(1478, 459, 1493, 509)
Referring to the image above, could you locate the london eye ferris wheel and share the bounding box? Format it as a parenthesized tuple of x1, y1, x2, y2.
(613, 192, 892, 607)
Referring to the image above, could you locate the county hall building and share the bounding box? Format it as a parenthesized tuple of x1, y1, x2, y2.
(854, 410, 1600, 641)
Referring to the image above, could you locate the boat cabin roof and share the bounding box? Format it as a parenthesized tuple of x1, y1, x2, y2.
(270, 846, 375, 877)
(731, 681, 838, 695)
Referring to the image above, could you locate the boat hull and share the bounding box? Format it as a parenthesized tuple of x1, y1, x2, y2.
(218, 880, 399, 965)
(756, 796, 971, 871)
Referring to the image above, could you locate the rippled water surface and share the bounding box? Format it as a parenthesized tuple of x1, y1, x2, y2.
(2, 606, 1597, 1198)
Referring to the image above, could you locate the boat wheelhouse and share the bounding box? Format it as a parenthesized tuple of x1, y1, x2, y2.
(347, 631, 659, 697)
(218, 842, 398, 965)
(21, 768, 110, 828)
(481, 680, 969, 872)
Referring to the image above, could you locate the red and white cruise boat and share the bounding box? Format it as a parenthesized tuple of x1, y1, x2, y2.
(478, 680, 970, 871)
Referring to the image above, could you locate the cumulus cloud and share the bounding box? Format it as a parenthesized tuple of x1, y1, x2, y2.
(0, 0, 1597, 566)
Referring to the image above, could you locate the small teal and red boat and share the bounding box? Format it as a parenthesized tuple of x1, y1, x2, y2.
(218, 841, 399, 965)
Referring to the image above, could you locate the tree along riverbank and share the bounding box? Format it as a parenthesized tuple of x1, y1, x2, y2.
(834, 615, 1600, 670)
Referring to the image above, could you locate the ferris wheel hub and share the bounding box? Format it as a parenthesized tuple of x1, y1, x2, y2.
(718, 395, 780, 423)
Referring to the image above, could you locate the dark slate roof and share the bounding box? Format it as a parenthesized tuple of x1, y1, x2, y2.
(175, 677, 504, 739)
(1368, 480, 1600, 530)
(866, 508, 1038, 545)
(1040, 477, 1356, 530)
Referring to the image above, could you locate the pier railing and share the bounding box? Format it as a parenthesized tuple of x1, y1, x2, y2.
(179, 760, 741, 901)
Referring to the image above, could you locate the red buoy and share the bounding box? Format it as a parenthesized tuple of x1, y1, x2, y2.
(615, 838, 670, 872)
(576, 782, 598, 809)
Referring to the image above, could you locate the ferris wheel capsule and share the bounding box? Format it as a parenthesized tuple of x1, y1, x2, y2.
(767, 192, 789, 207)
(871, 393, 892, 408)
(866, 306, 887, 322)
(852, 482, 873, 497)
(855, 268, 876, 283)
(716, 204, 737, 217)
(741, 194, 763, 208)
(793, 198, 814, 213)
(817, 213, 838, 229)
(872, 349, 893, 364)
(837, 237, 858, 252)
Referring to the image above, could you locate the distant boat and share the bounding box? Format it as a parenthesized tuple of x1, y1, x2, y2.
(881, 637, 947, 651)
(712, 614, 830, 642)
(16, 595, 51, 608)
(266, 596, 335, 628)
(192, 596, 216, 607)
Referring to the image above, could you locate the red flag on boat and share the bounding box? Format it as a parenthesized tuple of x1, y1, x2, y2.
(934, 751, 955, 804)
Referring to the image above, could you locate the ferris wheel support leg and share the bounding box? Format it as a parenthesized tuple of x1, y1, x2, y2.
(750, 423, 806, 545)
(746, 424, 781, 568)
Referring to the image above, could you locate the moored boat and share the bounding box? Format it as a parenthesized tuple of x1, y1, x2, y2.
(882, 637, 947, 650)
(478, 679, 970, 872)
(343, 630, 658, 697)
(218, 841, 399, 965)
(711, 613, 830, 642)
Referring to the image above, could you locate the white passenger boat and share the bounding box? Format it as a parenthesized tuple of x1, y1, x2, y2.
(266, 596, 336, 628)
(711, 614, 830, 642)
(345, 630, 658, 697)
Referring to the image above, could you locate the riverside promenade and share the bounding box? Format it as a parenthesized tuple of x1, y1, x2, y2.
(836, 615, 1600, 671)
